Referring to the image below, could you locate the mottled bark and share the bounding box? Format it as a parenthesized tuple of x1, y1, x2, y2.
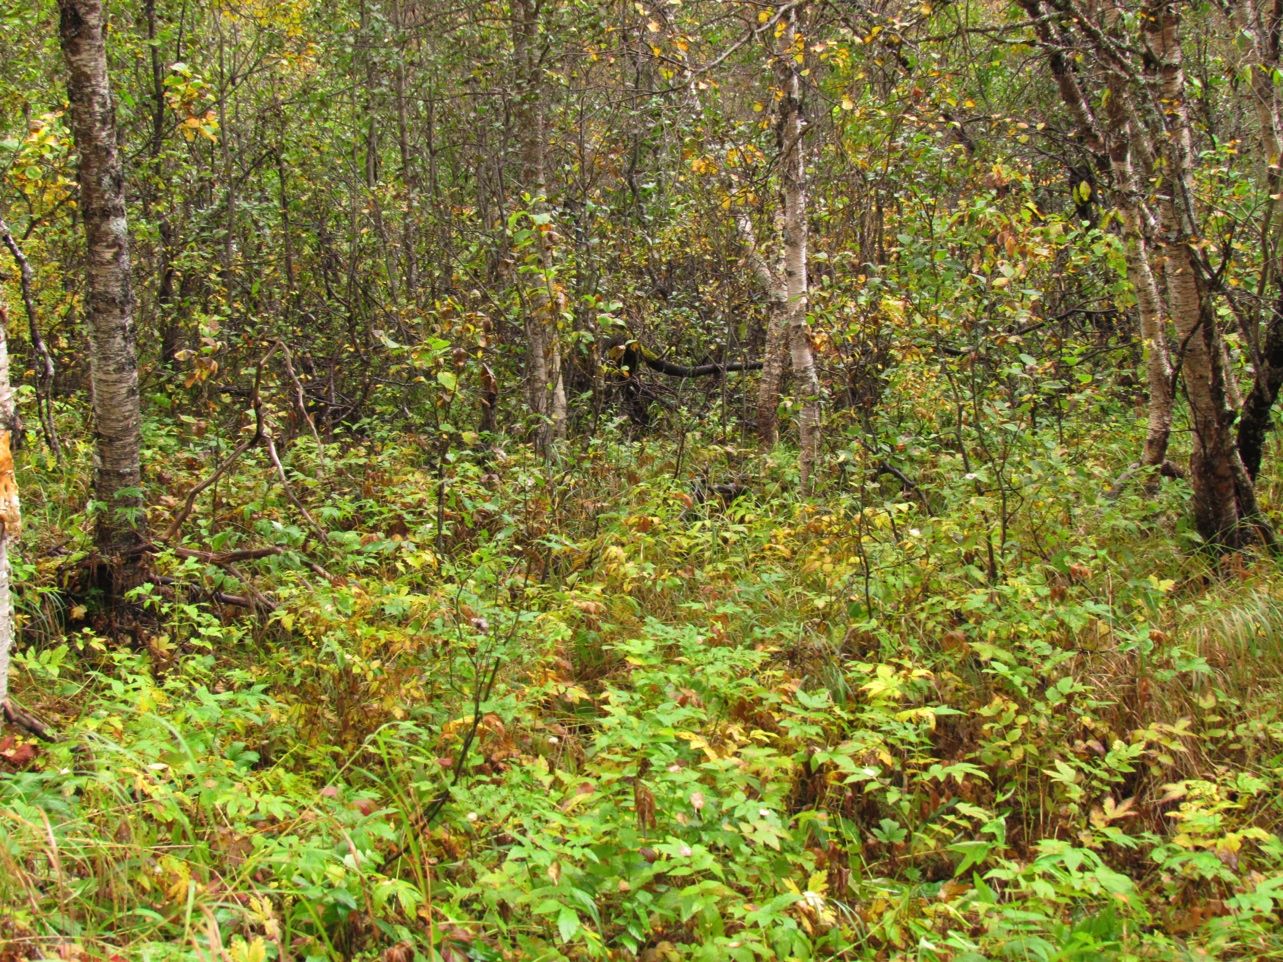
(1238, 305, 1283, 479)
(1021, 0, 1174, 475)
(513, 0, 567, 455)
(737, 210, 789, 447)
(59, 0, 149, 585)
(1230, 0, 1283, 479)
(1144, 0, 1262, 547)
(0, 217, 60, 457)
(1102, 91, 1174, 473)
(774, 7, 821, 489)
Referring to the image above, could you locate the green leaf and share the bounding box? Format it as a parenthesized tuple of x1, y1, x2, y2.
(556, 905, 580, 943)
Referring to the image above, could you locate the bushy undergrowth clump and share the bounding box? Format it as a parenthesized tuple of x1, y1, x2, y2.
(2, 400, 1283, 961)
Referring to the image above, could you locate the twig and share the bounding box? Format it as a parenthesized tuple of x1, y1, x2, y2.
(378, 597, 522, 871)
(1, 698, 55, 742)
(0, 216, 60, 458)
(275, 339, 325, 454)
(164, 347, 272, 541)
(171, 545, 285, 564)
(1105, 459, 1185, 500)
(873, 459, 933, 515)
(152, 574, 273, 613)
(263, 431, 328, 542)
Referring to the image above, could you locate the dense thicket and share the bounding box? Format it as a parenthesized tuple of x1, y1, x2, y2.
(3, 0, 1283, 959)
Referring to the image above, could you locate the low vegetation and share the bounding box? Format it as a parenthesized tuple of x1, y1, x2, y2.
(5, 0, 1283, 958)
(3, 383, 1283, 960)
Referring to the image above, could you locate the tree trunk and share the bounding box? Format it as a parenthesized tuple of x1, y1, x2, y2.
(738, 210, 789, 447)
(774, 7, 821, 489)
(0, 305, 20, 720)
(1022, 0, 1175, 476)
(1145, 0, 1262, 548)
(1230, 0, 1283, 479)
(0, 217, 60, 457)
(513, 0, 567, 455)
(391, 0, 419, 302)
(1102, 90, 1174, 474)
(1237, 305, 1283, 479)
(59, 0, 149, 590)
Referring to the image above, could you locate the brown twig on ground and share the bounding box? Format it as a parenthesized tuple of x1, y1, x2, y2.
(168, 343, 328, 546)
(164, 348, 272, 541)
(171, 545, 285, 564)
(152, 574, 274, 613)
(1, 698, 55, 742)
(157, 343, 339, 613)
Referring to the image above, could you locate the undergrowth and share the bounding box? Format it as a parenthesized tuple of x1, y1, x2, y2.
(2, 399, 1283, 962)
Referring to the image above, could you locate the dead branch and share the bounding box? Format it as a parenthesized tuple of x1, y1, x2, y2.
(152, 574, 275, 613)
(263, 431, 328, 542)
(275, 339, 325, 452)
(0, 217, 60, 458)
(1, 698, 56, 742)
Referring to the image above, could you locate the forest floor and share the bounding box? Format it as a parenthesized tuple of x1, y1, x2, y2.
(2, 406, 1283, 962)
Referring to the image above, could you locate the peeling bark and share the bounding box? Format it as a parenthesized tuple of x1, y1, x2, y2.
(1229, 0, 1283, 479)
(59, 0, 149, 589)
(1144, 0, 1263, 547)
(774, 7, 822, 489)
(1020, 0, 1174, 476)
(1102, 90, 1175, 474)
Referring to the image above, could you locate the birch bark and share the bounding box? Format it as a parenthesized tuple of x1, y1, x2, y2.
(0, 304, 19, 719)
(773, 7, 822, 489)
(513, 0, 567, 455)
(1020, 0, 1175, 476)
(1144, 0, 1262, 546)
(59, 0, 149, 587)
(1229, 0, 1283, 479)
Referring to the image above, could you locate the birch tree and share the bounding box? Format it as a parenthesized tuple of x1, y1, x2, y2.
(1023, 0, 1269, 548)
(1223, 0, 1283, 481)
(513, 0, 568, 455)
(1141, 0, 1260, 546)
(772, 4, 822, 489)
(59, 0, 149, 591)
(1018, 0, 1176, 479)
(0, 304, 19, 725)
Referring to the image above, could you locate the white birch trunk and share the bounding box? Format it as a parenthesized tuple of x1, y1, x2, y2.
(59, 0, 149, 588)
(1144, 0, 1260, 546)
(1102, 90, 1175, 473)
(774, 7, 822, 489)
(0, 304, 21, 717)
(1024, 0, 1176, 476)
(1228, 0, 1283, 479)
